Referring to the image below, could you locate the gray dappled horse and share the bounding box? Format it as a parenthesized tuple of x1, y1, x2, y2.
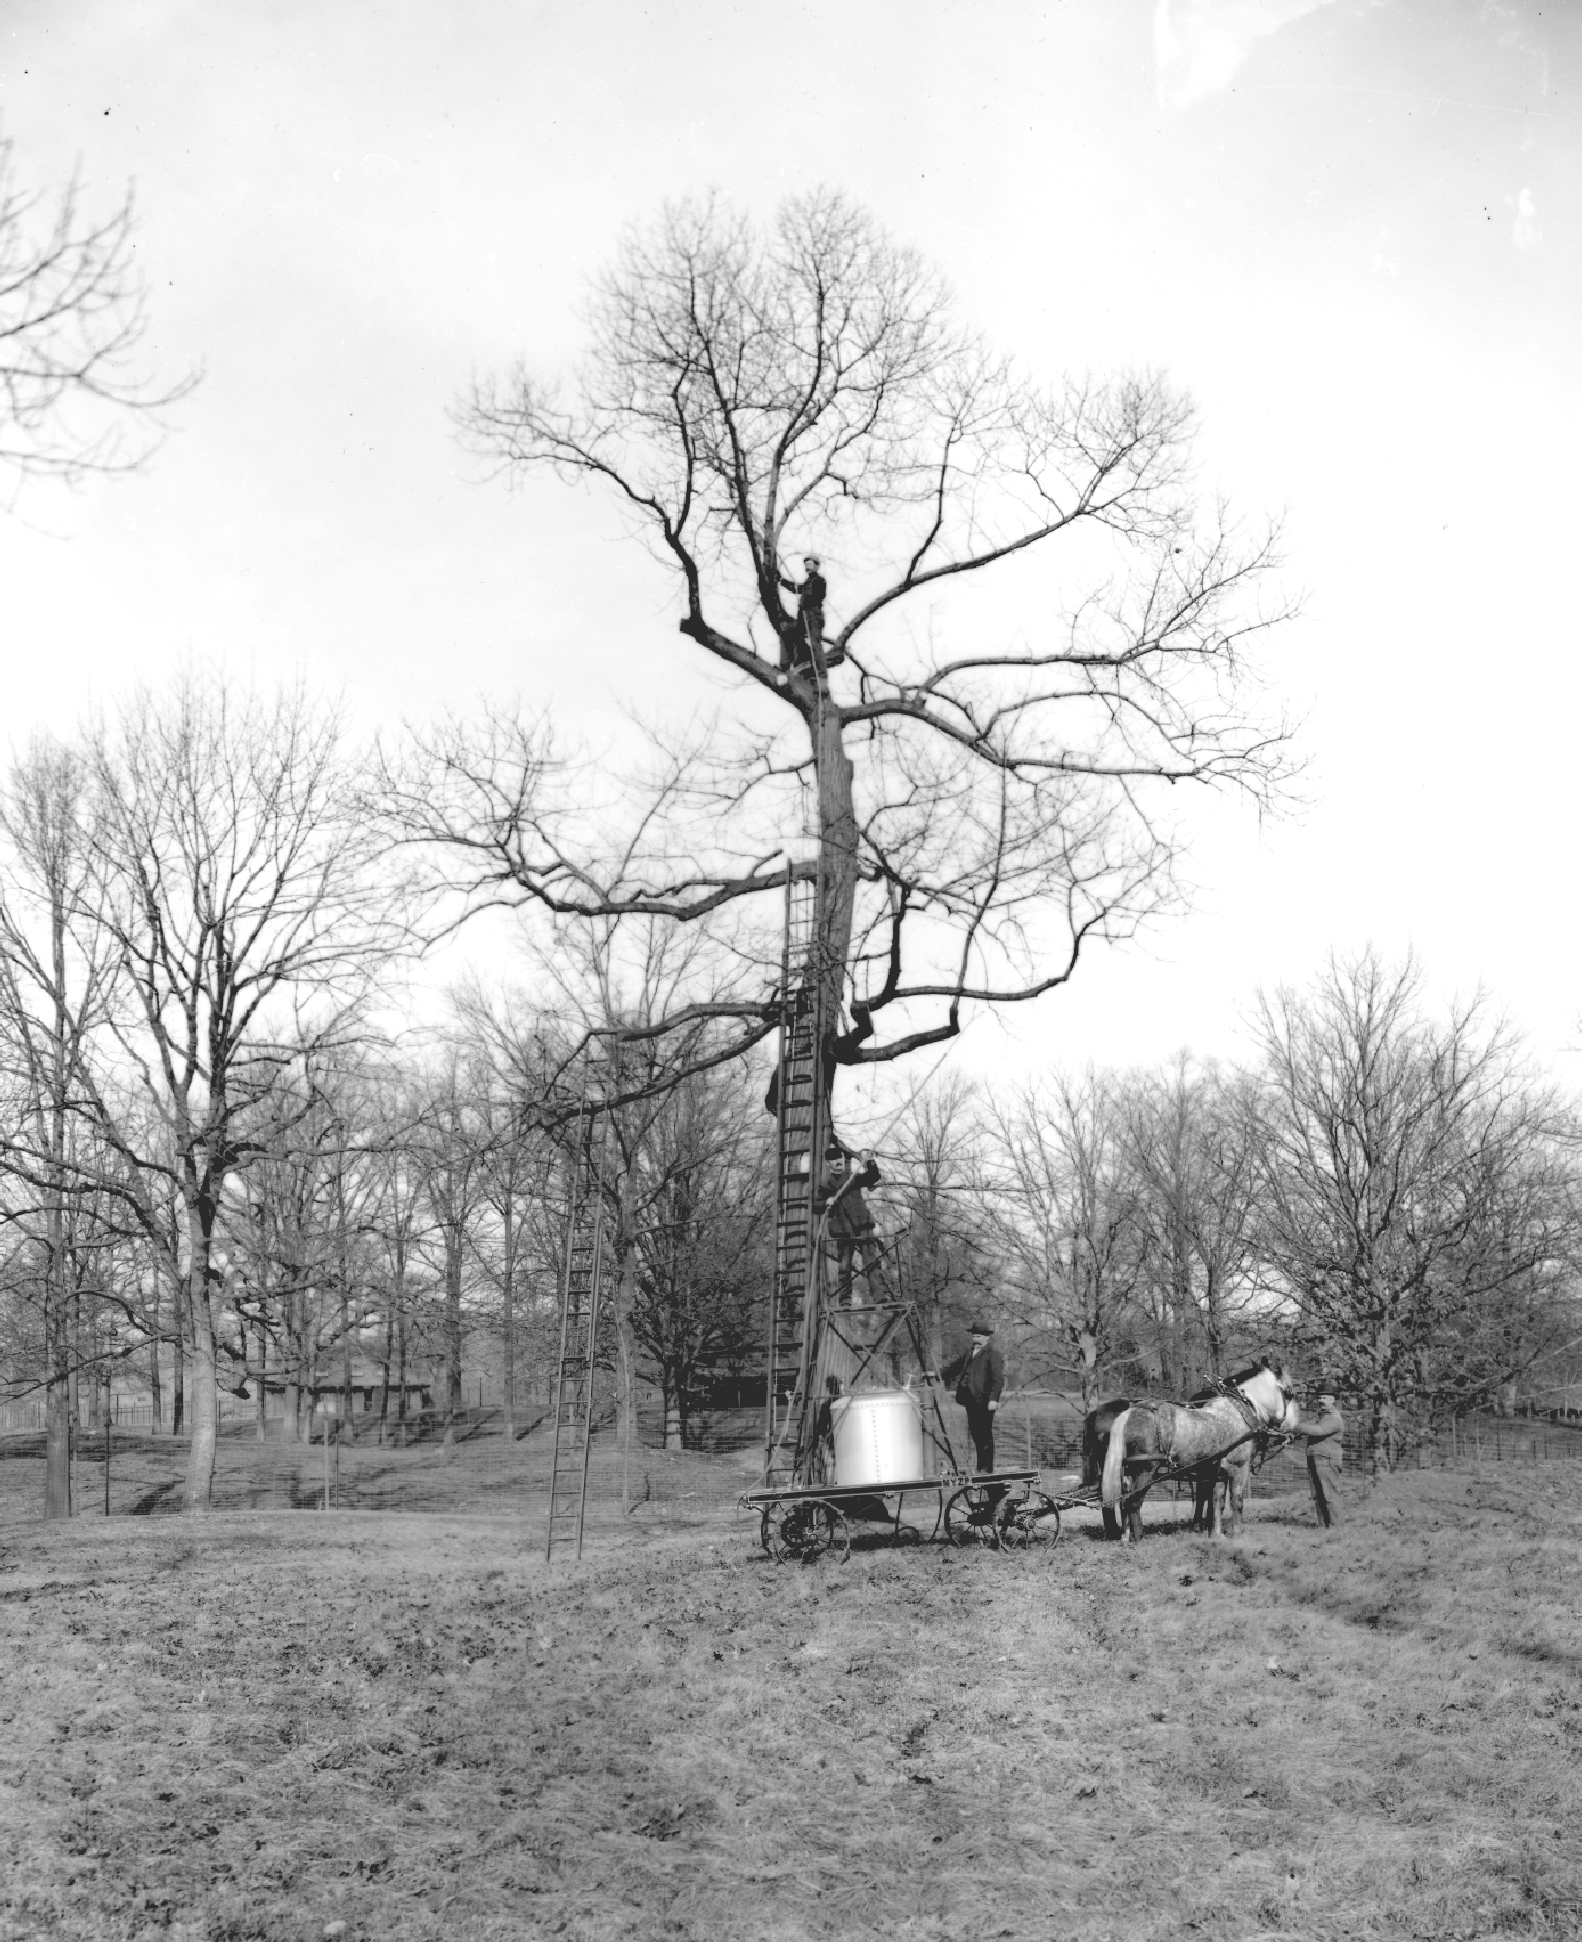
(1100, 1360, 1298, 1542)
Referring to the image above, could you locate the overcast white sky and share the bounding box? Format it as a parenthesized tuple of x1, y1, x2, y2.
(1, 0, 1577, 1093)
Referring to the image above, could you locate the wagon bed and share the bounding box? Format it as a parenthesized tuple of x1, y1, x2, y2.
(741, 1468, 1062, 1559)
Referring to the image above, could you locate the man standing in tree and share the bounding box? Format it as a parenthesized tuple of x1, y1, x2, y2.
(1303, 1384, 1345, 1529)
(942, 1321, 1004, 1474)
(778, 554, 838, 669)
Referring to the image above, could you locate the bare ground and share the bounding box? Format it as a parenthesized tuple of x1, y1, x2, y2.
(2, 1462, 1580, 1941)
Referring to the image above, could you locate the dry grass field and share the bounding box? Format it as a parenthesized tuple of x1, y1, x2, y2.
(2, 1461, 1581, 1942)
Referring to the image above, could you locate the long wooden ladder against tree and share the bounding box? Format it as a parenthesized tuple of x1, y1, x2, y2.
(765, 866, 828, 1487)
(546, 1098, 608, 1562)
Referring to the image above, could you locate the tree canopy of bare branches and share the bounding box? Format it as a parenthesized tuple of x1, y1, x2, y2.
(398, 189, 1296, 1100)
(1251, 951, 1580, 1472)
(0, 130, 193, 499)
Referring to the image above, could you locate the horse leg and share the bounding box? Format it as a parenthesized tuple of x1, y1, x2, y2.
(1221, 1461, 1245, 1538)
(1124, 1462, 1152, 1543)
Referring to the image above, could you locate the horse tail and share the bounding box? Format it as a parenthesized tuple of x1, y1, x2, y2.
(1102, 1408, 1132, 1509)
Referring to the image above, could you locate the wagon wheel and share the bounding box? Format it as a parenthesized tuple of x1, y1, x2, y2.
(1000, 1490, 1061, 1550)
(761, 1499, 850, 1564)
(944, 1483, 1005, 1549)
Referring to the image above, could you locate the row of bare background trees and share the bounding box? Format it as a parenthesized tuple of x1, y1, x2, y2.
(0, 686, 1574, 1510)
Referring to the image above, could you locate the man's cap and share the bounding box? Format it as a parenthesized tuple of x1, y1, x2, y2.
(1314, 1382, 1339, 1399)
(804, 553, 821, 565)
(968, 1319, 994, 1337)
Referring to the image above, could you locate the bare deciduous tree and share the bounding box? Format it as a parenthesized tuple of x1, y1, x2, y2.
(989, 1071, 1145, 1408)
(1252, 951, 1579, 1473)
(72, 676, 404, 1509)
(885, 1071, 989, 1371)
(0, 739, 118, 1514)
(0, 130, 194, 498)
(399, 190, 1295, 1102)
(1123, 1055, 1261, 1388)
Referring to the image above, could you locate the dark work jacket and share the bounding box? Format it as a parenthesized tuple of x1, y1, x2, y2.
(942, 1343, 1004, 1411)
(1302, 1405, 1344, 1477)
(780, 569, 826, 622)
(817, 1156, 881, 1238)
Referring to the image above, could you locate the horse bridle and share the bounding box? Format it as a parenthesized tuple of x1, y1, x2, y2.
(1215, 1370, 1294, 1440)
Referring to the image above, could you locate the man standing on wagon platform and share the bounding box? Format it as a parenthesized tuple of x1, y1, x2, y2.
(1303, 1384, 1345, 1529)
(942, 1321, 1003, 1474)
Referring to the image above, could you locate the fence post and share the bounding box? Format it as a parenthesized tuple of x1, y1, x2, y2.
(103, 1419, 112, 1517)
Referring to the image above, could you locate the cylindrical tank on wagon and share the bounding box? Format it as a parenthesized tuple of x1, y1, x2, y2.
(830, 1390, 925, 1488)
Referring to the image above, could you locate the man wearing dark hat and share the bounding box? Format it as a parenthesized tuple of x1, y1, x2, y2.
(942, 1322, 1004, 1474)
(1302, 1384, 1345, 1529)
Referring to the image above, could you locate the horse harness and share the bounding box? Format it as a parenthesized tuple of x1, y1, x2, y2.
(1132, 1376, 1288, 1471)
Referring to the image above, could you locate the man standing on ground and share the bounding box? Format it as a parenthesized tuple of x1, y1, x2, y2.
(1303, 1384, 1345, 1529)
(942, 1321, 1003, 1474)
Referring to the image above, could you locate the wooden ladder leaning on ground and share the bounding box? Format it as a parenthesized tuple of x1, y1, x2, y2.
(546, 1098, 609, 1563)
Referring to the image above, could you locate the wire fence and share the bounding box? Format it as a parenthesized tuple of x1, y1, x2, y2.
(2, 1391, 1578, 1529)
(0, 1408, 761, 1531)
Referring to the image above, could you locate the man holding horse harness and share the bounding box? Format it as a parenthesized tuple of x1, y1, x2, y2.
(942, 1321, 1003, 1474)
(1303, 1385, 1345, 1529)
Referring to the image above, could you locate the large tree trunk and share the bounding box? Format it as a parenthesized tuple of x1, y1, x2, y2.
(68, 1288, 81, 1435)
(42, 892, 72, 1516)
(1367, 1396, 1392, 1480)
(1203, 1266, 1225, 1379)
(44, 1281, 71, 1519)
(1075, 1326, 1099, 1414)
(378, 1306, 393, 1444)
(443, 1226, 463, 1447)
(814, 703, 858, 1045)
(147, 1259, 164, 1434)
(611, 1173, 638, 1507)
(500, 1198, 517, 1441)
(184, 1197, 220, 1510)
(395, 1307, 408, 1446)
(170, 1272, 186, 1437)
(338, 1200, 355, 1442)
(255, 1315, 268, 1442)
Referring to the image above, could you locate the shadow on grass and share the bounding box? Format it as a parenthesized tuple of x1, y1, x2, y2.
(128, 1479, 182, 1516)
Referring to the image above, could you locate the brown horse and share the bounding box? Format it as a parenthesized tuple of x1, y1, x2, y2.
(1082, 1397, 1134, 1540)
(1101, 1360, 1298, 1541)
(1085, 1394, 1223, 1536)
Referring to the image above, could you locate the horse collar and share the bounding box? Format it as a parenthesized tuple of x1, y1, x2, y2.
(1220, 1381, 1265, 1431)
